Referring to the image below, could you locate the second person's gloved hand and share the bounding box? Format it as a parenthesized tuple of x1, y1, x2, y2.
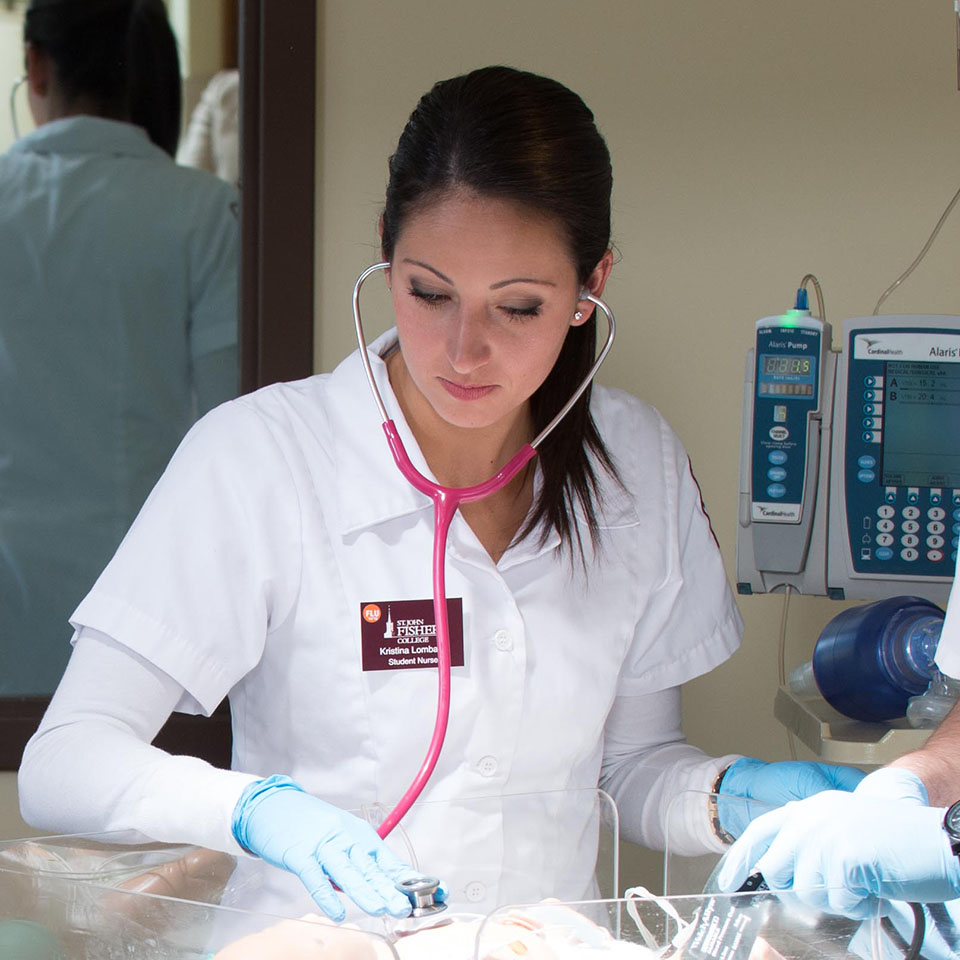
(716, 756, 865, 840)
(715, 768, 960, 917)
(232, 775, 426, 922)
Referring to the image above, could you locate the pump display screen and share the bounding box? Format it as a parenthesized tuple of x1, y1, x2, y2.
(757, 354, 816, 397)
(882, 361, 960, 487)
(762, 355, 812, 375)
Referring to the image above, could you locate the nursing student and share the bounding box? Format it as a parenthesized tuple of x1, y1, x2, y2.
(19, 66, 862, 923)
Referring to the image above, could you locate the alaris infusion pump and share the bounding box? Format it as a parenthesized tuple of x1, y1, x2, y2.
(737, 312, 960, 606)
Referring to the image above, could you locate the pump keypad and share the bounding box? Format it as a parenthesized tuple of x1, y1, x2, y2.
(869, 499, 957, 564)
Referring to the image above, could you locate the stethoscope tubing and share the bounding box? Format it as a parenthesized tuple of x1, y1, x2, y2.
(352, 261, 615, 839)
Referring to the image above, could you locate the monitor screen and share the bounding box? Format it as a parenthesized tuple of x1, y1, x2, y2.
(881, 360, 960, 487)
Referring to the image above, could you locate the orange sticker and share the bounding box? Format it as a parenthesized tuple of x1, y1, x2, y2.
(362, 603, 382, 623)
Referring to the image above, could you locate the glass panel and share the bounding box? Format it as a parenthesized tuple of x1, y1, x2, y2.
(0, 833, 398, 958)
(478, 892, 893, 959)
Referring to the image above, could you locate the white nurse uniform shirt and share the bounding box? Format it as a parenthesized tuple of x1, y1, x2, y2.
(0, 115, 238, 694)
(66, 329, 743, 913)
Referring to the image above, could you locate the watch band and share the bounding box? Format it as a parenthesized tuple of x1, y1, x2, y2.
(942, 800, 960, 856)
(709, 765, 736, 845)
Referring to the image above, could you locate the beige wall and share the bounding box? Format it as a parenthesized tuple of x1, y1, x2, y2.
(315, 0, 960, 885)
(0, 9, 30, 152)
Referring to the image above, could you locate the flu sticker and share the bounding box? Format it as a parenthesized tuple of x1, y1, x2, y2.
(360, 598, 465, 672)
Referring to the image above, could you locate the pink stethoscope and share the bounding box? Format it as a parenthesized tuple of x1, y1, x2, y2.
(352, 262, 615, 841)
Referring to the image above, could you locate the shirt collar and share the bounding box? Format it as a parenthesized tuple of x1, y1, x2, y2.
(8, 116, 167, 162)
(329, 329, 638, 550)
(330, 329, 437, 536)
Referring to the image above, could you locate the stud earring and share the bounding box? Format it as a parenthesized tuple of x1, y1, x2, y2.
(574, 311, 583, 321)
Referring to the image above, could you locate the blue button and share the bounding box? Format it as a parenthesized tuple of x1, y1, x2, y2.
(953, 523, 960, 534)
(953, 509, 960, 521)
(885, 490, 897, 503)
(858, 455, 876, 469)
(768, 450, 788, 465)
(857, 469, 875, 483)
(953, 536, 959, 549)
(767, 484, 787, 499)
(908, 492, 919, 504)
(931, 492, 942, 504)
(864, 376, 876, 387)
(863, 403, 875, 415)
(875, 547, 894, 561)
(862, 418, 874, 429)
(767, 467, 787, 482)
(863, 390, 875, 401)
(862, 431, 874, 442)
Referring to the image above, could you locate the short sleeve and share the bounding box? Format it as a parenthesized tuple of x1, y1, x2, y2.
(614, 416, 743, 696)
(70, 399, 302, 715)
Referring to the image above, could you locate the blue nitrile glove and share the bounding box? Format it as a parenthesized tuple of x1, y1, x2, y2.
(716, 756, 865, 840)
(232, 775, 424, 922)
(715, 768, 960, 918)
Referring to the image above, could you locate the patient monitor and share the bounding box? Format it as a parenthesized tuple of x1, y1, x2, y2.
(737, 313, 960, 605)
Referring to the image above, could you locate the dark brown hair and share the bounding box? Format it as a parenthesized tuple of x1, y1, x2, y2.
(381, 66, 620, 557)
(25, 0, 182, 157)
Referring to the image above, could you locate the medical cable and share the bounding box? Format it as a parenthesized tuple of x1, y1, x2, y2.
(798, 273, 825, 323)
(882, 902, 927, 960)
(873, 181, 960, 315)
(352, 261, 615, 839)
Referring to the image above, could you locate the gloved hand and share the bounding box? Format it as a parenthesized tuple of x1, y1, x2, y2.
(232, 775, 428, 922)
(716, 756, 865, 839)
(715, 767, 960, 917)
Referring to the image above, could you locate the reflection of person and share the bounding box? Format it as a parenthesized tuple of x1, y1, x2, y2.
(718, 555, 960, 933)
(0, 0, 239, 693)
(177, 69, 239, 187)
(20, 66, 859, 923)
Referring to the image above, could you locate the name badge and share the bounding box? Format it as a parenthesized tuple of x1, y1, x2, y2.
(360, 598, 465, 672)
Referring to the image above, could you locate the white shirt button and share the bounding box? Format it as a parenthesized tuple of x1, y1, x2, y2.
(465, 881, 486, 902)
(477, 755, 498, 777)
(493, 630, 513, 651)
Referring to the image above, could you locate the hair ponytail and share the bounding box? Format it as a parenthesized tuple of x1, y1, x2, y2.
(382, 66, 621, 560)
(125, 0, 181, 156)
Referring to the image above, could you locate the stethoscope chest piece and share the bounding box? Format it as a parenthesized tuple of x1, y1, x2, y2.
(397, 875, 447, 917)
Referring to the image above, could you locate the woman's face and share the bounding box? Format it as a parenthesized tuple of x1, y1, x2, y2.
(388, 190, 604, 434)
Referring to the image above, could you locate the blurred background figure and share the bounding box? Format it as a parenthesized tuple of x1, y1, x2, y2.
(0, 0, 239, 694)
(177, 68, 239, 187)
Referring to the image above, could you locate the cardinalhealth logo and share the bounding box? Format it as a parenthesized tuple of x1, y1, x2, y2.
(362, 603, 382, 624)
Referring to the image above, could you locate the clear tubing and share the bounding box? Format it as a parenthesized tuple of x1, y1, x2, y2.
(873, 182, 960, 315)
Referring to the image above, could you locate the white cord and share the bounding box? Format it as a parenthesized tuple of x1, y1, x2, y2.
(777, 586, 798, 760)
(873, 181, 960, 315)
(799, 274, 826, 322)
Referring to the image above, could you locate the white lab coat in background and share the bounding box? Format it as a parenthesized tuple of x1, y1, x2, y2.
(20, 329, 743, 917)
(0, 116, 239, 694)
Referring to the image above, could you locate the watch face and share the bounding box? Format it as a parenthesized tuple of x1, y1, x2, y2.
(946, 801, 960, 839)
